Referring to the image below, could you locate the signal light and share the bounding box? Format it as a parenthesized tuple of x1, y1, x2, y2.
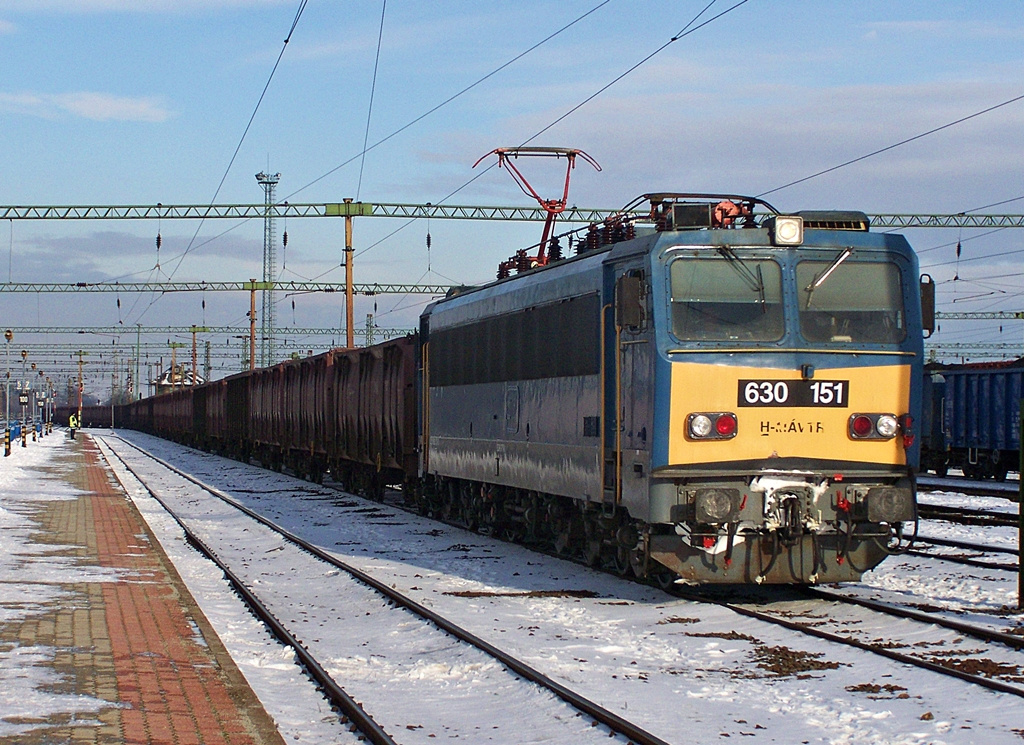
(771, 215, 804, 246)
(851, 415, 873, 437)
(849, 413, 900, 440)
(875, 414, 898, 438)
(689, 414, 713, 438)
(715, 413, 737, 437)
(687, 412, 738, 440)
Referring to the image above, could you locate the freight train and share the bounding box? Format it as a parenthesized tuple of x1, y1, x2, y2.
(920, 359, 1022, 481)
(111, 193, 932, 584)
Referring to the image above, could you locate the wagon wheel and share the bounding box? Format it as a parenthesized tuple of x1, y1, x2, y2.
(612, 546, 634, 577)
(459, 482, 480, 531)
(650, 569, 677, 591)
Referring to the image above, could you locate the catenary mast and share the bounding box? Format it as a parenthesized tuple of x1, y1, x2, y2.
(256, 171, 280, 367)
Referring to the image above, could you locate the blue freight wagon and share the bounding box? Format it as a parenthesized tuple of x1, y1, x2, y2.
(935, 362, 1022, 481)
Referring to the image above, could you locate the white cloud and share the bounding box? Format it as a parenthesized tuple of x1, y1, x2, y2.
(0, 0, 289, 11)
(864, 19, 1024, 42)
(0, 91, 174, 122)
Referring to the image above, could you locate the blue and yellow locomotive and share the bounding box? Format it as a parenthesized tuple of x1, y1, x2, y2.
(420, 194, 929, 583)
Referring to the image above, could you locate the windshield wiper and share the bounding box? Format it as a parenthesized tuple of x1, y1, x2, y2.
(717, 246, 767, 313)
(804, 247, 853, 308)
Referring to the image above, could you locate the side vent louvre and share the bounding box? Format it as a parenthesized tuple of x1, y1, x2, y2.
(796, 210, 870, 231)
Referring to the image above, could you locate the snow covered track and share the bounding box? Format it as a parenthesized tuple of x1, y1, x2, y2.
(96, 434, 668, 745)
(99, 440, 396, 745)
(687, 587, 1024, 699)
(79, 430, 1024, 743)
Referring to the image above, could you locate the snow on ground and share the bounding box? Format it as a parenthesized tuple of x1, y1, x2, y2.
(5, 430, 1024, 743)
(98, 431, 1024, 744)
(0, 434, 123, 739)
(96, 439, 361, 745)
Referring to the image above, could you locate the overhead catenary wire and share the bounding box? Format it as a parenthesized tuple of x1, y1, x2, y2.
(758, 91, 1024, 198)
(284, 0, 616, 202)
(121, 1, 309, 329)
(520, 0, 747, 146)
(168, 0, 309, 282)
(357, 1, 388, 202)
(108, 1, 619, 294)
(352, 0, 748, 268)
(347, 0, 749, 317)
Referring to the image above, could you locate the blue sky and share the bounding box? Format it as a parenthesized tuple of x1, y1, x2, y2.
(1, 0, 1023, 391)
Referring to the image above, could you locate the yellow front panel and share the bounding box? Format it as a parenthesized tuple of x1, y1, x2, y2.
(667, 362, 911, 466)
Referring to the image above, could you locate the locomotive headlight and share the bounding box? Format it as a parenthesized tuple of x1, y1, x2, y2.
(875, 414, 899, 438)
(695, 488, 741, 523)
(849, 413, 899, 440)
(689, 414, 713, 438)
(772, 215, 804, 246)
(866, 486, 915, 523)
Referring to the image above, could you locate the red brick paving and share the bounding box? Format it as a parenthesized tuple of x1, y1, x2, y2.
(0, 434, 284, 744)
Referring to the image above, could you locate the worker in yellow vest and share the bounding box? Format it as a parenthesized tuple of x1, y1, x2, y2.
(69, 413, 78, 439)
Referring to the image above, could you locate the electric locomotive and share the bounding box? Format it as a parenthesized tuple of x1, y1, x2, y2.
(419, 194, 930, 583)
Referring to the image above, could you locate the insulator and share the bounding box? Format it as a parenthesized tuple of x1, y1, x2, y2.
(516, 249, 530, 274)
(283, 231, 288, 247)
(956, 241, 961, 258)
(116, 298, 120, 309)
(202, 299, 206, 310)
(497, 264, 510, 279)
(548, 237, 562, 262)
(586, 224, 600, 252)
(156, 233, 162, 249)
(426, 232, 432, 249)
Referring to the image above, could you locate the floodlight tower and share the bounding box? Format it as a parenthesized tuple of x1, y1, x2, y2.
(256, 171, 280, 367)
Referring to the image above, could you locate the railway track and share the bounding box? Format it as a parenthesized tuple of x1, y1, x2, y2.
(917, 502, 1017, 527)
(909, 534, 1019, 572)
(97, 434, 669, 745)
(680, 585, 1024, 699)
(919, 475, 1020, 501)
(93, 431, 1024, 740)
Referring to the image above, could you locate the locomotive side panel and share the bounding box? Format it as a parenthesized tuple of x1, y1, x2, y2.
(424, 258, 606, 501)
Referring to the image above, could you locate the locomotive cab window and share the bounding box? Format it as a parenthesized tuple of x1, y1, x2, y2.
(797, 260, 906, 344)
(669, 257, 783, 342)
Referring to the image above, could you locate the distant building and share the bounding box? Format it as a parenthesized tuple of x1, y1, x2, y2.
(153, 364, 204, 395)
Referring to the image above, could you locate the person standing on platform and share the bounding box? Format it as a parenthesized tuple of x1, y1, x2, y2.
(69, 412, 77, 439)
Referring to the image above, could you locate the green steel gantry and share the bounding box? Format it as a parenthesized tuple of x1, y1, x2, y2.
(1, 201, 1022, 228)
(0, 281, 453, 295)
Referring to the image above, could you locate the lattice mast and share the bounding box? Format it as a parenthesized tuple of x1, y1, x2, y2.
(256, 171, 280, 367)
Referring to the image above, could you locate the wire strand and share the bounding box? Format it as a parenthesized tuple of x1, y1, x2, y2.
(284, 0, 615, 201)
(357, 1, 387, 201)
(758, 91, 1024, 198)
(166, 0, 309, 282)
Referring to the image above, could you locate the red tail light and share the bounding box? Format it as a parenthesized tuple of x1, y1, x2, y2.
(715, 413, 737, 437)
(851, 415, 873, 437)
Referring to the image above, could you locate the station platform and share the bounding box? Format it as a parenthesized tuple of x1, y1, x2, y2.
(0, 433, 285, 745)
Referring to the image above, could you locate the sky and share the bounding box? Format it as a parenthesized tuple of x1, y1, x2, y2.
(1, 0, 1023, 395)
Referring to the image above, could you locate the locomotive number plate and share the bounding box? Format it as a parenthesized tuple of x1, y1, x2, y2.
(738, 379, 849, 407)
